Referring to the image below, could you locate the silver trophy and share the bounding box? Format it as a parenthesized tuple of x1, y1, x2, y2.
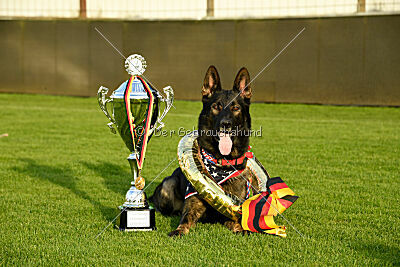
(98, 54, 174, 231)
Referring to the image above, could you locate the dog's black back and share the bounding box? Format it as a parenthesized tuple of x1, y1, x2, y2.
(150, 66, 253, 236)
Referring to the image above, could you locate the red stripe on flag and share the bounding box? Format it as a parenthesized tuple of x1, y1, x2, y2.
(269, 182, 288, 192)
(260, 193, 272, 216)
(278, 198, 294, 209)
(258, 195, 272, 230)
(246, 194, 264, 232)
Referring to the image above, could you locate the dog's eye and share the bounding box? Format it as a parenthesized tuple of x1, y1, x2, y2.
(231, 105, 240, 112)
(212, 103, 222, 112)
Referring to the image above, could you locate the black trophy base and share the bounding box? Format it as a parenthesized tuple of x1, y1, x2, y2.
(118, 206, 156, 231)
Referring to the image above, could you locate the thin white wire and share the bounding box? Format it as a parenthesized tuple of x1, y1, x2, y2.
(94, 27, 175, 109)
(225, 27, 306, 108)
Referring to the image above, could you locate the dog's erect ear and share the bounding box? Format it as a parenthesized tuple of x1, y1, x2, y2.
(233, 67, 252, 99)
(202, 65, 222, 98)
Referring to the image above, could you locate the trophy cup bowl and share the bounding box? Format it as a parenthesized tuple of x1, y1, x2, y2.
(97, 54, 174, 231)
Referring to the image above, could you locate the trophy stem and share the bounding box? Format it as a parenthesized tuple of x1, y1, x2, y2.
(123, 153, 147, 208)
(128, 153, 139, 182)
(119, 153, 155, 231)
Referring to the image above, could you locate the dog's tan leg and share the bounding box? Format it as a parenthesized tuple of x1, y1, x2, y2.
(168, 196, 206, 237)
(224, 220, 245, 234)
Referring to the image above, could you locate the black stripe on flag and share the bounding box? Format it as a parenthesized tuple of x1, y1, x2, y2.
(267, 177, 284, 187)
(281, 195, 299, 204)
(252, 195, 268, 233)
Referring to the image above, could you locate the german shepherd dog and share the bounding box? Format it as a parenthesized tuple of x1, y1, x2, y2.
(150, 65, 254, 237)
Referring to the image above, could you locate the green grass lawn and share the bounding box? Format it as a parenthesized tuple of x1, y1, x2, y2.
(0, 93, 399, 265)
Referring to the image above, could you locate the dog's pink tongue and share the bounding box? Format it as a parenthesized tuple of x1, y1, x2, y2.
(219, 133, 232, 155)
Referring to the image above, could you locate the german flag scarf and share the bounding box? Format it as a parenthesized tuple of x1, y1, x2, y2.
(241, 177, 298, 237)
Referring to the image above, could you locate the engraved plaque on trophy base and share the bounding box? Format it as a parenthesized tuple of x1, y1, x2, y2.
(119, 207, 156, 231)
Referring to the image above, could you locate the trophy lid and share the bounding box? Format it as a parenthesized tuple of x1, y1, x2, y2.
(111, 54, 159, 100)
(111, 77, 159, 99)
(125, 54, 147, 76)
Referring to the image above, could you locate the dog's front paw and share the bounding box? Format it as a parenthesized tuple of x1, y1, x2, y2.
(168, 230, 182, 237)
(241, 230, 250, 236)
(168, 226, 189, 237)
(224, 221, 244, 234)
(168, 229, 185, 237)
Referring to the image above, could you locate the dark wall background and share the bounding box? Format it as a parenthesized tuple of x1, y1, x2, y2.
(0, 15, 399, 105)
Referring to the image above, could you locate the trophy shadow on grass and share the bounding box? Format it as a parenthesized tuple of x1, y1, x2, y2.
(80, 161, 131, 196)
(80, 160, 163, 197)
(82, 160, 180, 231)
(14, 158, 116, 222)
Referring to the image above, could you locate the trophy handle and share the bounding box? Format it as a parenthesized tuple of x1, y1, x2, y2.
(97, 86, 117, 134)
(155, 86, 174, 132)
